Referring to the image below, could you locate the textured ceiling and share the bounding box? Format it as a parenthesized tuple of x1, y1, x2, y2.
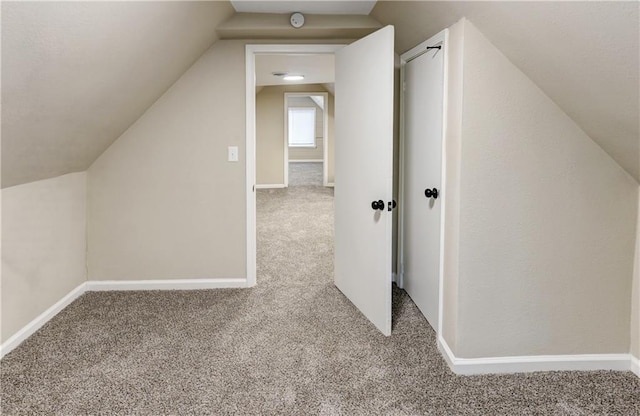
(1, 1, 234, 188)
(371, 1, 640, 182)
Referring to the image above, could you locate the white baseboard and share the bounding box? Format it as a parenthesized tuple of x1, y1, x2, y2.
(1, 278, 248, 359)
(437, 336, 634, 375)
(438, 335, 458, 372)
(325, 183, 335, 188)
(0, 282, 87, 359)
(86, 278, 248, 291)
(255, 184, 286, 189)
(632, 355, 639, 377)
(289, 159, 323, 163)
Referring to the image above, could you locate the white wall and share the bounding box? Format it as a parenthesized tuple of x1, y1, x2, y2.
(88, 40, 247, 282)
(446, 20, 639, 358)
(1, 172, 87, 343)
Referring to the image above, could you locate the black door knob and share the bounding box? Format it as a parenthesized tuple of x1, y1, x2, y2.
(424, 188, 439, 199)
(371, 200, 384, 211)
(388, 200, 397, 211)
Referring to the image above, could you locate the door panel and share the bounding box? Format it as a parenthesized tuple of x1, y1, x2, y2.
(403, 43, 445, 330)
(334, 26, 395, 336)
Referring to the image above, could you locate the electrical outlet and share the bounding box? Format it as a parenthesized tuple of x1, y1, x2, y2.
(228, 146, 238, 162)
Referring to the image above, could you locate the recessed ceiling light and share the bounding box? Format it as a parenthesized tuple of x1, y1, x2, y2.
(272, 71, 288, 77)
(283, 75, 304, 81)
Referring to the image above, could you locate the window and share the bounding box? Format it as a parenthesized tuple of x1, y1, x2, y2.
(288, 107, 316, 147)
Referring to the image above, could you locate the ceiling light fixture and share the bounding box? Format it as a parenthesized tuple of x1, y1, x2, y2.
(283, 75, 304, 81)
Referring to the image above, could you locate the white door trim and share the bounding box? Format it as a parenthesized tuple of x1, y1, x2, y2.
(398, 29, 449, 336)
(246, 44, 345, 287)
(284, 91, 330, 186)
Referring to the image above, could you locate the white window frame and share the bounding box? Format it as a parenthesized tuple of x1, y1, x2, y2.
(287, 107, 316, 148)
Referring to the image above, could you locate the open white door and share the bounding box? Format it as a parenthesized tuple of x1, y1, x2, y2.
(334, 26, 395, 336)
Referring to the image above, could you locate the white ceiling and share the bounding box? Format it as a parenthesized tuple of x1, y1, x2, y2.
(230, 0, 377, 15)
(1, 1, 234, 188)
(256, 54, 335, 86)
(371, 1, 640, 182)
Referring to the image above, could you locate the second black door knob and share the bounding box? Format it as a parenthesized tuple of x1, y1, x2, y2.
(424, 188, 439, 199)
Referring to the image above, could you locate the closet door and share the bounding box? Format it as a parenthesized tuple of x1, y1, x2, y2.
(401, 31, 446, 330)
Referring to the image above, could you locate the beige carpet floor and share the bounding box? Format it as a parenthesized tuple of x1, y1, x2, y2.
(288, 162, 323, 186)
(1, 163, 638, 415)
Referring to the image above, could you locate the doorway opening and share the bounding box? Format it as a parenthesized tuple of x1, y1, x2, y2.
(245, 45, 342, 287)
(285, 92, 330, 187)
(250, 49, 340, 335)
(246, 29, 397, 337)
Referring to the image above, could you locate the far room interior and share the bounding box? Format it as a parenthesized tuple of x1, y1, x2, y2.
(255, 52, 335, 189)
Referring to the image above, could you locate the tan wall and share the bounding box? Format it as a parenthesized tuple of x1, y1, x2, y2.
(256, 84, 334, 185)
(87, 39, 349, 282)
(84, 35, 395, 290)
(453, 20, 638, 358)
(256, 86, 286, 185)
(88, 41, 247, 281)
(631, 196, 640, 359)
(287, 96, 324, 161)
(1, 172, 87, 342)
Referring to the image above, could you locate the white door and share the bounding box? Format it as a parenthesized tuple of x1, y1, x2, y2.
(334, 26, 395, 336)
(402, 37, 445, 330)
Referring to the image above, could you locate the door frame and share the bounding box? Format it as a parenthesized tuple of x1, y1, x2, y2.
(283, 92, 330, 187)
(245, 44, 344, 287)
(397, 29, 449, 335)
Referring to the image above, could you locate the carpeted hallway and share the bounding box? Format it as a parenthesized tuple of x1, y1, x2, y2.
(1, 163, 638, 415)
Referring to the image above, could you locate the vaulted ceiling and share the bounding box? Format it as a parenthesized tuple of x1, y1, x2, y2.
(2, 1, 638, 187)
(1, 1, 234, 187)
(372, 1, 639, 182)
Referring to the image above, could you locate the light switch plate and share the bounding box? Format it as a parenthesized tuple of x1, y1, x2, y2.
(228, 146, 238, 162)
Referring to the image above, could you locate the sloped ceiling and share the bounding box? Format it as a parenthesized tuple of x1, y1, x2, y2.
(3, 1, 637, 187)
(1, 1, 234, 188)
(372, 1, 640, 182)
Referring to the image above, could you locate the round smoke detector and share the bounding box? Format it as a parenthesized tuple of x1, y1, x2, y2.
(290, 12, 305, 29)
